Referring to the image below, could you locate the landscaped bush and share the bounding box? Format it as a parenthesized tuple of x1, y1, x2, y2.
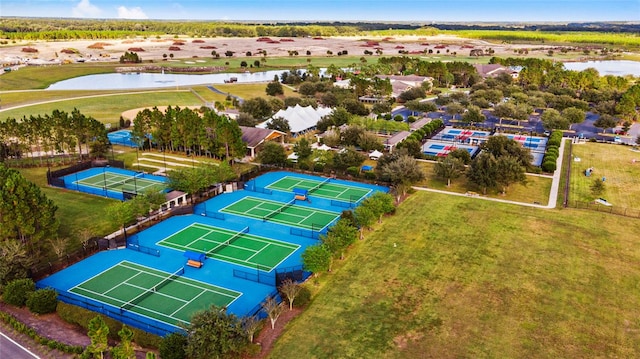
(298, 162, 310, 171)
(26, 288, 58, 314)
(542, 160, 557, 172)
(57, 302, 162, 348)
(0, 311, 84, 354)
(3, 278, 35, 307)
(313, 162, 325, 172)
(293, 286, 312, 308)
(363, 171, 377, 180)
(346, 166, 360, 177)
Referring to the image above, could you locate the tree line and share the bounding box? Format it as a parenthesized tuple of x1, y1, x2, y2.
(0, 109, 110, 164)
(131, 106, 246, 161)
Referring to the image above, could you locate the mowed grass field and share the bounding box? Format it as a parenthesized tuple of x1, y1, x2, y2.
(270, 191, 640, 358)
(570, 143, 640, 209)
(17, 167, 118, 247)
(415, 161, 552, 205)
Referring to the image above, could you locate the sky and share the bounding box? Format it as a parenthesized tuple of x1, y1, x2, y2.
(1, 0, 638, 22)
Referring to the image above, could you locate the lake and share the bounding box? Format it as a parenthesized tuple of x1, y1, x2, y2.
(46, 69, 292, 90)
(563, 60, 640, 77)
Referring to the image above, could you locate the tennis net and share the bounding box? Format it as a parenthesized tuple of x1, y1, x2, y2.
(105, 173, 145, 191)
(207, 227, 250, 255)
(308, 177, 331, 194)
(120, 266, 184, 312)
(263, 198, 296, 221)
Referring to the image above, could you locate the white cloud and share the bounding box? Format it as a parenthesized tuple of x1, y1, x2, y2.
(72, 0, 103, 18)
(117, 6, 148, 19)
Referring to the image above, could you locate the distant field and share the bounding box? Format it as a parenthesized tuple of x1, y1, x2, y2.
(270, 191, 640, 358)
(448, 30, 640, 48)
(569, 142, 640, 209)
(0, 90, 203, 123)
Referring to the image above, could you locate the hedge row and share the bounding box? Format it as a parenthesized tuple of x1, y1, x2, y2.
(0, 311, 84, 355)
(406, 118, 444, 143)
(541, 130, 563, 172)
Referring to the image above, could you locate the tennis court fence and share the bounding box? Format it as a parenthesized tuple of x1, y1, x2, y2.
(566, 200, 640, 218)
(127, 236, 160, 257)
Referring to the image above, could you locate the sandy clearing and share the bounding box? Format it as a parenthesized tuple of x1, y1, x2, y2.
(1, 34, 548, 64)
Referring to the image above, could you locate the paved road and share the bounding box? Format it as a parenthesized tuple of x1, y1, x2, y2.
(0, 331, 40, 359)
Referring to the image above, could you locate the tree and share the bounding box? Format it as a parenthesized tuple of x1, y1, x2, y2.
(266, 117, 291, 133)
(240, 97, 273, 120)
(85, 316, 109, 359)
(461, 105, 486, 125)
(0, 164, 58, 254)
(301, 244, 332, 276)
(241, 316, 261, 343)
(434, 156, 465, 187)
(0, 241, 32, 286)
(320, 218, 358, 259)
(278, 278, 302, 311)
(185, 306, 250, 359)
(262, 296, 285, 330)
(448, 148, 471, 165)
(106, 201, 135, 238)
(265, 81, 284, 96)
(467, 152, 498, 195)
(159, 333, 187, 359)
(495, 155, 527, 194)
(357, 131, 384, 152)
(562, 107, 586, 129)
(354, 205, 376, 239)
(377, 153, 425, 202)
(363, 192, 395, 223)
(594, 114, 618, 133)
(541, 108, 569, 130)
(257, 141, 287, 165)
(481, 135, 531, 168)
(293, 137, 313, 161)
(111, 326, 135, 359)
(333, 147, 366, 170)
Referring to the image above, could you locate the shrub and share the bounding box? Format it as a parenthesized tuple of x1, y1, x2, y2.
(346, 166, 360, 177)
(541, 160, 557, 172)
(159, 332, 187, 359)
(393, 114, 404, 122)
(57, 302, 162, 348)
(314, 162, 325, 172)
(26, 288, 58, 314)
(3, 278, 35, 307)
(363, 171, 377, 180)
(293, 286, 312, 308)
(298, 162, 310, 171)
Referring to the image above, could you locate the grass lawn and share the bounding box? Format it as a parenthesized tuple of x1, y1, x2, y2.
(269, 191, 640, 358)
(0, 90, 203, 123)
(17, 167, 118, 245)
(0, 63, 119, 90)
(569, 142, 640, 209)
(212, 83, 298, 100)
(415, 160, 552, 205)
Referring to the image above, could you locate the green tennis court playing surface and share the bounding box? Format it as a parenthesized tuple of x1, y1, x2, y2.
(266, 176, 371, 203)
(157, 223, 299, 271)
(75, 172, 165, 194)
(220, 196, 340, 231)
(69, 261, 240, 327)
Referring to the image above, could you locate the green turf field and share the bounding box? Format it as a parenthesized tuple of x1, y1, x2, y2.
(69, 261, 241, 327)
(76, 172, 165, 194)
(220, 196, 340, 231)
(266, 176, 372, 203)
(157, 223, 299, 271)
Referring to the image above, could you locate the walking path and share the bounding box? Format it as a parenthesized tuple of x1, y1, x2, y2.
(413, 138, 565, 209)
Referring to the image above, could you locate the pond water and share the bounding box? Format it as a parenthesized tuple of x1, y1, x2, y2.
(46, 69, 292, 90)
(563, 60, 640, 77)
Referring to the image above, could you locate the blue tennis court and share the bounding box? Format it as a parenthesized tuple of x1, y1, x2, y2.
(422, 140, 479, 157)
(108, 130, 140, 147)
(60, 167, 168, 200)
(38, 171, 389, 336)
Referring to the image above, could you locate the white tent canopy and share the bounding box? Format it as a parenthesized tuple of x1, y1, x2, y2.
(369, 150, 383, 160)
(258, 105, 333, 136)
(316, 144, 332, 151)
